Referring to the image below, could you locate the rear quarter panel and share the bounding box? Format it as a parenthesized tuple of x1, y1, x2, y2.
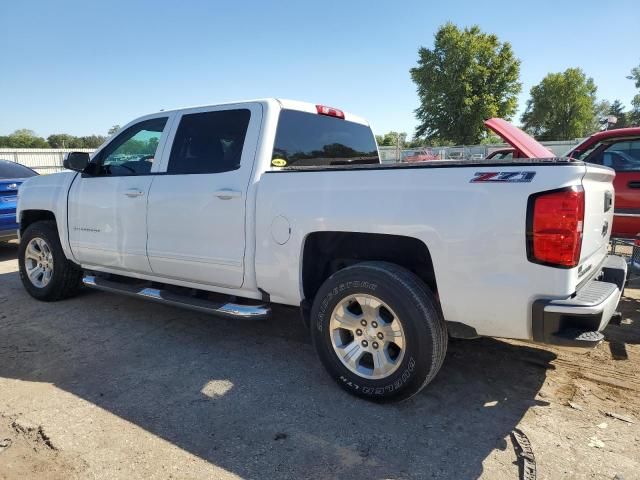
(255, 163, 589, 340)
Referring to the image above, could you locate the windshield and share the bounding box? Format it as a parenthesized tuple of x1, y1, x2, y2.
(272, 110, 379, 167)
(0, 160, 38, 179)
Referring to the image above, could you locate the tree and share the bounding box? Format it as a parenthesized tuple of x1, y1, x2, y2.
(79, 135, 106, 148)
(2, 130, 108, 149)
(375, 132, 406, 147)
(47, 134, 76, 148)
(608, 100, 628, 129)
(108, 125, 121, 136)
(0, 129, 48, 148)
(628, 63, 640, 126)
(410, 23, 521, 145)
(592, 99, 611, 131)
(521, 68, 597, 140)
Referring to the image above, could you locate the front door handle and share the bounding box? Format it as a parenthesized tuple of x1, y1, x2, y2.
(214, 189, 242, 200)
(125, 188, 145, 198)
(628, 181, 640, 189)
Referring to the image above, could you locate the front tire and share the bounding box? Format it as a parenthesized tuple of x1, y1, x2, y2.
(310, 261, 448, 402)
(19, 221, 82, 301)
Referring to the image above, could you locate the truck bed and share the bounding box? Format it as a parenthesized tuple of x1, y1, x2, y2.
(275, 157, 582, 172)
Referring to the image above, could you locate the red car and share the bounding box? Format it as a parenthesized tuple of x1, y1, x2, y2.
(485, 119, 640, 239)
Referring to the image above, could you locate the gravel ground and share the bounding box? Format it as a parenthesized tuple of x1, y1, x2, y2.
(0, 241, 638, 480)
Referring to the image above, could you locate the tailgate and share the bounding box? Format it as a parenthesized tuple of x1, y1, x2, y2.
(580, 165, 615, 275)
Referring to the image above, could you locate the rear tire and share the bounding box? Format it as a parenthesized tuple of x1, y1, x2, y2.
(19, 221, 82, 301)
(310, 261, 447, 402)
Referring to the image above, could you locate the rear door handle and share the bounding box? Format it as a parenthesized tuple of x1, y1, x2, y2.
(125, 188, 145, 198)
(628, 181, 640, 189)
(214, 189, 242, 200)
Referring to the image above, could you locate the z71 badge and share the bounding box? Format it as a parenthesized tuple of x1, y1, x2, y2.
(470, 171, 536, 183)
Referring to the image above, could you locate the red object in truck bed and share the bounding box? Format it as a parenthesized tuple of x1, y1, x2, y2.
(484, 119, 640, 239)
(569, 128, 640, 239)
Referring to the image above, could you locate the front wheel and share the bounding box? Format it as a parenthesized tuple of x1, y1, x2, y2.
(19, 221, 83, 301)
(310, 261, 448, 402)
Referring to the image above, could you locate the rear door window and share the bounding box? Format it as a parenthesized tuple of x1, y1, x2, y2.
(272, 110, 379, 167)
(167, 109, 251, 174)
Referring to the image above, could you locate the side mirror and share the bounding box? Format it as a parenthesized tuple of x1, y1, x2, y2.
(63, 152, 90, 172)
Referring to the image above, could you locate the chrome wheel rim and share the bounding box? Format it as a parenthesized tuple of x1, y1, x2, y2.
(24, 237, 54, 288)
(329, 294, 406, 380)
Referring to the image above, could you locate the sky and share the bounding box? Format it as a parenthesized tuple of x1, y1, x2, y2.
(1, 0, 639, 139)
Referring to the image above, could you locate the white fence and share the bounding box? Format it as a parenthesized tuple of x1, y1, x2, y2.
(0, 148, 93, 174)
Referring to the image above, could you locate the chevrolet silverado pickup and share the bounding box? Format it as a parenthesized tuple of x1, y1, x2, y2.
(16, 99, 626, 402)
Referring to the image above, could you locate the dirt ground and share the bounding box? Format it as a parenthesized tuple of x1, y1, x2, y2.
(0, 241, 638, 480)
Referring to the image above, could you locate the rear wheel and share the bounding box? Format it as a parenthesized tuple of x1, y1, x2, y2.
(19, 221, 82, 301)
(310, 261, 447, 402)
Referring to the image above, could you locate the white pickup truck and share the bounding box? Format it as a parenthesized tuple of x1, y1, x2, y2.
(16, 99, 626, 401)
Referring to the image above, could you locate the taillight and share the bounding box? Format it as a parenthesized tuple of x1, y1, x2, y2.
(316, 104, 345, 119)
(527, 186, 585, 268)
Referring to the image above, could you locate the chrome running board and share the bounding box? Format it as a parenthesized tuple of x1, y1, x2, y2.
(82, 275, 271, 320)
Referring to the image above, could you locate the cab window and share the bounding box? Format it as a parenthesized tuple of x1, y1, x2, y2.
(95, 118, 168, 176)
(167, 109, 251, 174)
(272, 110, 379, 167)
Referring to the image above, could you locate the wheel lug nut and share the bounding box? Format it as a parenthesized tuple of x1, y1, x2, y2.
(360, 319, 367, 327)
(371, 321, 378, 328)
(372, 342, 379, 349)
(377, 332, 384, 339)
(361, 340, 368, 347)
(356, 329, 363, 336)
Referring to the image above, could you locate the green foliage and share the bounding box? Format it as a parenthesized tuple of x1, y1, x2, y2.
(480, 133, 503, 145)
(375, 132, 407, 147)
(46, 134, 77, 148)
(46, 133, 106, 148)
(79, 135, 107, 148)
(0, 129, 49, 148)
(608, 100, 628, 129)
(108, 125, 121, 136)
(592, 99, 611, 131)
(112, 137, 159, 156)
(628, 63, 640, 126)
(521, 68, 597, 140)
(0, 130, 107, 149)
(410, 23, 521, 145)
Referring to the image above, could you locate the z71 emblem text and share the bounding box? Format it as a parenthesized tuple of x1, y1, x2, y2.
(470, 171, 536, 183)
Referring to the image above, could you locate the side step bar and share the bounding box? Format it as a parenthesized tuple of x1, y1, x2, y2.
(82, 275, 271, 320)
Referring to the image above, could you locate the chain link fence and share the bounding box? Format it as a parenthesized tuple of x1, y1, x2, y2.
(379, 139, 581, 163)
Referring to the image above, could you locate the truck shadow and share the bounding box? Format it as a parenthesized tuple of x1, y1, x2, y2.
(0, 268, 554, 479)
(605, 294, 640, 360)
(0, 241, 18, 261)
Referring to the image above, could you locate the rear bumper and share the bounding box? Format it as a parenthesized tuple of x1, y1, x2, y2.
(532, 255, 627, 347)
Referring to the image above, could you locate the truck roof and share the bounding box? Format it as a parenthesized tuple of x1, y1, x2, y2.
(150, 98, 371, 126)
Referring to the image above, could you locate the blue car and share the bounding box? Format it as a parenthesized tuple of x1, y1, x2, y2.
(0, 159, 38, 242)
